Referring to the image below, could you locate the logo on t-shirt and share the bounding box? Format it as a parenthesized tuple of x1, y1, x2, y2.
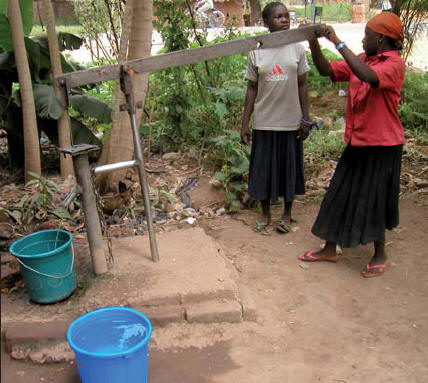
(266, 64, 287, 82)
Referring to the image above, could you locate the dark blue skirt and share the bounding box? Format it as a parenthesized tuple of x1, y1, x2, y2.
(248, 130, 305, 202)
(311, 145, 403, 247)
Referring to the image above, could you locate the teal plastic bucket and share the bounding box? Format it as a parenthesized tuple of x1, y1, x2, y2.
(9, 229, 76, 304)
(67, 307, 152, 383)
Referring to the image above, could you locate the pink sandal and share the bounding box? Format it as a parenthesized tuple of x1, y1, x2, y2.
(361, 263, 389, 278)
(298, 250, 338, 263)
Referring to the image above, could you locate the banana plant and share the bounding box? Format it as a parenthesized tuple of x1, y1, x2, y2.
(0, 0, 111, 170)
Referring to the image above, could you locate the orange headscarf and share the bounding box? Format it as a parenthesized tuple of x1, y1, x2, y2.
(366, 12, 404, 42)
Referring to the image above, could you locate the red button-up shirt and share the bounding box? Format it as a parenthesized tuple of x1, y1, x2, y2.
(330, 51, 405, 146)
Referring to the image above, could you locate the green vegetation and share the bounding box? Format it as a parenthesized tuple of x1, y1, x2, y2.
(1, 2, 108, 170)
(3, 172, 71, 225)
(30, 23, 83, 36)
(80, 11, 427, 208)
(292, 3, 352, 23)
(9, 0, 424, 210)
(400, 71, 428, 134)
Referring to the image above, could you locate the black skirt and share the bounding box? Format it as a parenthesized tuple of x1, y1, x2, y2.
(311, 145, 403, 248)
(248, 130, 305, 202)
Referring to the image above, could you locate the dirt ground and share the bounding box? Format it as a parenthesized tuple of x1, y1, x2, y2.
(2, 22, 428, 382)
(2, 195, 428, 383)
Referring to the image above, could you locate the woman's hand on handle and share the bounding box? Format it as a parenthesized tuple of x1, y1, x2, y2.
(323, 25, 341, 45)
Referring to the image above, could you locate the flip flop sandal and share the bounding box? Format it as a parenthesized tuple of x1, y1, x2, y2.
(298, 250, 338, 263)
(253, 221, 272, 236)
(275, 219, 291, 234)
(361, 263, 389, 278)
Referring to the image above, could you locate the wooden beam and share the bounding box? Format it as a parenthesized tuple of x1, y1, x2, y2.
(56, 25, 320, 89)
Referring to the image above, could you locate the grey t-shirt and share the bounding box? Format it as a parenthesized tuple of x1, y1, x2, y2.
(246, 42, 310, 131)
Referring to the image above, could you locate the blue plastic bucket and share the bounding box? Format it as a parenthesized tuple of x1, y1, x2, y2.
(9, 229, 76, 304)
(67, 307, 152, 383)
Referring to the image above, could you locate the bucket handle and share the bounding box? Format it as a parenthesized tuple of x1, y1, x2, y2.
(15, 245, 75, 279)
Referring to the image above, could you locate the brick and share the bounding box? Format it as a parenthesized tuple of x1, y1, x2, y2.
(180, 287, 237, 305)
(128, 293, 181, 307)
(133, 305, 185, 326)
(186, 300, 242, 324)
(4, 321, 69, 353)
(239, 286, 257, 322)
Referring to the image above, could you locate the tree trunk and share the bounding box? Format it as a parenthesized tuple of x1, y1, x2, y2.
(96, 0, 133, 191)
(249, 0, 261, 25)
(40, 0, 74, 178)
(97, 0, 152, 192)
(8, 0, 41, 182)
(392, 0, 403, 14)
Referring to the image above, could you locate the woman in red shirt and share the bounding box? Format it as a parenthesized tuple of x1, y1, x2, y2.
(299, 12, 405, 278)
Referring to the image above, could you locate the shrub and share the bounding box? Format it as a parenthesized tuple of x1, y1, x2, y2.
(400, 71, 428, 131)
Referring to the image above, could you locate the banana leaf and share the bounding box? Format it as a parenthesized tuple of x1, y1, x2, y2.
(70, 94, 112, 124)
(32, 32, 83, 52)
(33, 83, 65, 119)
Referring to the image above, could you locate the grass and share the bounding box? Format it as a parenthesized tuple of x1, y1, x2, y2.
(30, 16, 83, 36)
(291, 3, 352, 23)
(304, 125, 345, 163)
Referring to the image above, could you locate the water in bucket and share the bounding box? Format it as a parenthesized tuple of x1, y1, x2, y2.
(68, 307, 152, 383)
(77, 317, 147, 354)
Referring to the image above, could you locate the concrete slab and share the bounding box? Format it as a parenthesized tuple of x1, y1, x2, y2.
(2, 228, 253, 344)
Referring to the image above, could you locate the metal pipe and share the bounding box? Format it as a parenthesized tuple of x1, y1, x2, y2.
(129, 112, 160, 262)
(94, 160, 137, 175)
(120, 66, 159, 262)
(74, 154, 108, 275)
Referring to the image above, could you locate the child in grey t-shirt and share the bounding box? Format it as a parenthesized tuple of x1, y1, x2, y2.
(241, 1, 311, 235)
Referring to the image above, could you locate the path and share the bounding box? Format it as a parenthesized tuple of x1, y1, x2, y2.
(2, 197, 428, 382)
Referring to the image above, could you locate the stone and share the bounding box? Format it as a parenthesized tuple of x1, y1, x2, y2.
(134, 305, 185, 326)
(162, 152, 181, 161)
(238, 286, 257, 322)
(4, 321, 70, 354)
(186, 300, 242, 323)
(187, 177, 226, 209)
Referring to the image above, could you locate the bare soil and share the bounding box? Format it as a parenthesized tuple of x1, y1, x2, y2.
(2, 194, 428, 382)
(2, 57, 428, 382)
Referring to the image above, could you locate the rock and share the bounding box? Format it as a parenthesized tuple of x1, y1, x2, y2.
(1, 257, 22, 289)
(183, 208, 198, 217)
(209, 178, 223, 188)
(328, 129, 345, 137)
(414, 178, 428, 187)
(216, 207, 226, 216)
(0, 223, 14, 239)
(322, 117, 334, 129)
(187, 177, 226, 209)
(162, 152, 181, 161)
(62, 175, 76, 194)
(0, 209, 9, 222)
(336, 117, 346, 129)
(299, 263, 309, 270)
